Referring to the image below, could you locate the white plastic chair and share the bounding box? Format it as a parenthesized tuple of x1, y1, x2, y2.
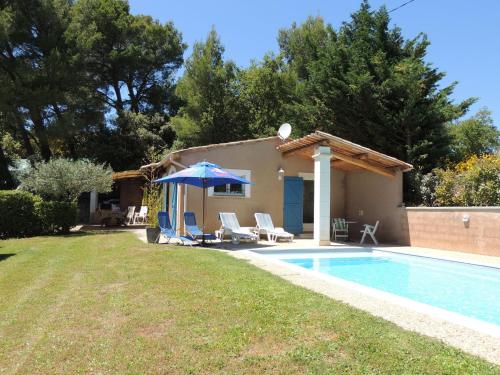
(219, 212, 258, 244)
(254, 213, 293, 242)
(360, 221, 379, 245)
(125, 206, 136, 225)
(134, 206, 148, 224)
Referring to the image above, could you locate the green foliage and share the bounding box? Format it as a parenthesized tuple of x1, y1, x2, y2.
(20, 158, 113, 202)
(425, 154, 500, 206)
(0, 0, 484, 183)
(0, 190, 40, 238)
(141, 149, 163, 228)
(83, 111, 175, 170)
(0, 190, 77, 237)
(238, 55, 297, 137)
(0, 0, 76, 161)
(67, 0, 185, 115)
(0, 0, 185, 169)
(277, 3, 473, 173)
(35, 200, 77, 234)
(448, 108, 500, 163)
(172, 29, 250, 148)
(142, 186, 161, 228)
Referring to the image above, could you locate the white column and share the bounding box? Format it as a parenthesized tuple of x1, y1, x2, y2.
(313, 257, 320, 271)
(89, 189, 98, 223)
(313, 145, 331, 246)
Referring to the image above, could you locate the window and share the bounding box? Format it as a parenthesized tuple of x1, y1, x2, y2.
(213, 181, 244, 196)
(208, 169, 251, 198)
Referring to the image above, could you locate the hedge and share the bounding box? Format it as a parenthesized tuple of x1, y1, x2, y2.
(36, 200, 77, 234)
(0, 190, 77, 239)
(0, 190, 41, 238)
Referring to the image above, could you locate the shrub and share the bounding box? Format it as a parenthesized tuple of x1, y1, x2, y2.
(433, 154, 500, 206)
(19, 158, 113, 202)
(142, 186, 162, 228)
(0, 190, 41, 238)
(0, 190, 78, 238)
(35, 201, 77, 234)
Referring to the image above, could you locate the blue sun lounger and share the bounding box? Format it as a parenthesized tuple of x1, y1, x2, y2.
(158, 212, 197, 246)
(184, 211, 217, 242)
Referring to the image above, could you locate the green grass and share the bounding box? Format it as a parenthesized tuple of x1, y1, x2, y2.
(0, 232, 498, 374)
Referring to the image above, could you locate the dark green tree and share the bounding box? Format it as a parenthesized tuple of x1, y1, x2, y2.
(67, 0, 186, 116)
(278, 2, 474, 173)
(0, 0, 75, 161)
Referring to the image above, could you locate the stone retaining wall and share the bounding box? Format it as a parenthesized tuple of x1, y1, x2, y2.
(395, 207, 500, 256)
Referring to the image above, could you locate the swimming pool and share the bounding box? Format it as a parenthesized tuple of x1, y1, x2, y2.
(259, 250, 500, 326)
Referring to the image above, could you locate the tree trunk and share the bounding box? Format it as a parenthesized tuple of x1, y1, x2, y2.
(405, 122, 412, 163)
(52, 104, 77, 159)
(126, 81, 139, 113)
(14, 112, 34, 157)
(112, 81, 124, 114)
(0, 142, 15, 189)
(29, 109, 52, 161)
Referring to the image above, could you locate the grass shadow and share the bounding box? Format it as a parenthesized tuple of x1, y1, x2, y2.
(57, 231, 100, 239)
(0, 253, 15, 262)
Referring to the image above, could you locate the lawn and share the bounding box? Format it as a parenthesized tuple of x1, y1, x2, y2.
(0, 232, 497, 374)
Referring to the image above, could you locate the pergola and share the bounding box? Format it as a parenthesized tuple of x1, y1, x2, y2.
(277, 131, 412, 245)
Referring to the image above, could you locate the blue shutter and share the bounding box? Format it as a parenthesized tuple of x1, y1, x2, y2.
(283, 177, 304, 234)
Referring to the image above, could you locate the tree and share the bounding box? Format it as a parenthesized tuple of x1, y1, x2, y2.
(278, 16, 334, 81)
(172, 29, 248, 148)
(0, 141, 14, 189)
(20, 158, 113, 202)
(82, 111, 175, 171)
(238, 54, 297, 137)
(67, 0, 185, 116)
(0, 0, 80, 161)
(448, 108, 499, 162)
(278, 2, 474, 173)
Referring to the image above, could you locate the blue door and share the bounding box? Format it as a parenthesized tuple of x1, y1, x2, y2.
(284, 176, 304, 235)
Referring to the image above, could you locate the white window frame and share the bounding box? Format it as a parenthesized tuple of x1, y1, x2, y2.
(208, 169, 251, 198)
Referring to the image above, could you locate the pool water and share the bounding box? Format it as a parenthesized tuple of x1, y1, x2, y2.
(279, 252, 500, 326)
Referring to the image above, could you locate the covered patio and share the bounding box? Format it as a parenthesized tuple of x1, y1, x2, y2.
(277, 131, 413, 245)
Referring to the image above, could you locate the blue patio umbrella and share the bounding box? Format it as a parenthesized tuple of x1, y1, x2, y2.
(154, 161, 251, 245)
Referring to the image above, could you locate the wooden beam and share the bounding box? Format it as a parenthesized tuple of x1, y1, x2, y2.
(281, 140, 325, 157)
(331, 152, 395, 178)
(355, 153, 369, 160)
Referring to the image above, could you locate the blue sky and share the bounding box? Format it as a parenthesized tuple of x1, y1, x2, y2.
(129, 0, 500, 126)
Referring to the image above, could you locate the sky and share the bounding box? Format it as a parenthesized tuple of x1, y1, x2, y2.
(129, 0, 500, 127)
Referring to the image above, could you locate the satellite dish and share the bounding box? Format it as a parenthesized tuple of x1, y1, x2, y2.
(278, 123, 292, 141)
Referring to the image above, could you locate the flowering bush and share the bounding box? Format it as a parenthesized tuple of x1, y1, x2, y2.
(431, 154, 500, 206)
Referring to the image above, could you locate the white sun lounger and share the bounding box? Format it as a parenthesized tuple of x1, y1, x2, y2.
(254, 213, 294, 242)
(360, 221, 380, 245)
(218, 212, 258, 244)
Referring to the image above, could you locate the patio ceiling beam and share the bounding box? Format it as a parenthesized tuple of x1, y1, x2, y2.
(354, 153, 369, 160)
(331, 152, 396, 178)
(281, 140, 325, 157)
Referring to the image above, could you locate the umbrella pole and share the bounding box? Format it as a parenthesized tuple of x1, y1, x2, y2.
(202, 185, 206, 246)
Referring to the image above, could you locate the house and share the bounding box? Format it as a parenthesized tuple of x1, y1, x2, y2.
(81, 170, 146, 224)
(143, 130, 413, 245)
